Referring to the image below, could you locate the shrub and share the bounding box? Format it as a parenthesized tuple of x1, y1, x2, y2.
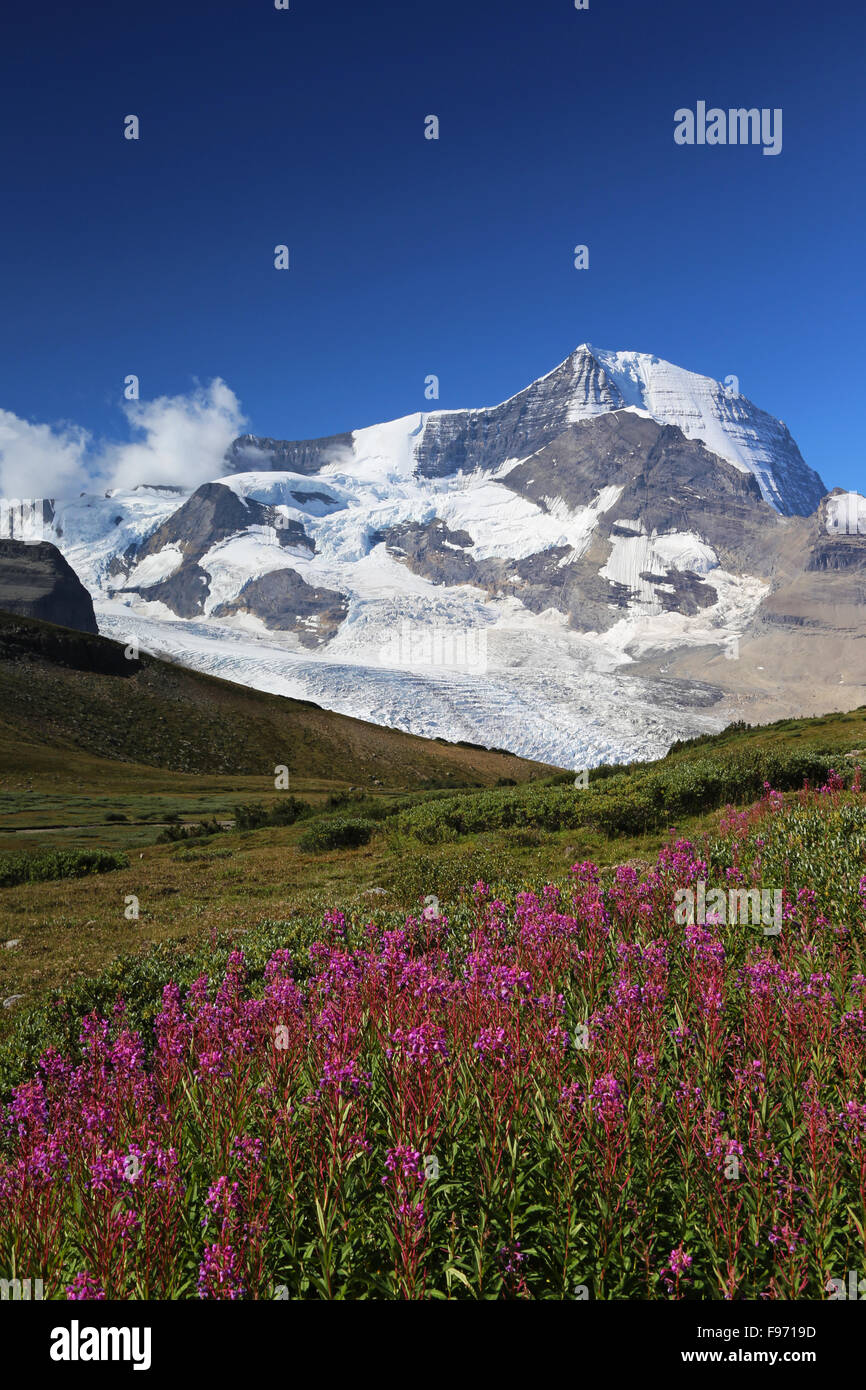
(234, 799, 313, 831)
(268, 797, 315, 827)
(390, 749, 846, 844)
(0, 848, 129, 888)
(297, 818, 374, 852)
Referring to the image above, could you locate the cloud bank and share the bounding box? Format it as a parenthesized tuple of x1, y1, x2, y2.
(0, 380, 246, 501)
(104, 380, 246, 492)
(0, 411, 90, 500)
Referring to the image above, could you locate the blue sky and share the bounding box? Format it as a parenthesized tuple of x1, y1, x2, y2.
(1, 0, 864, 495)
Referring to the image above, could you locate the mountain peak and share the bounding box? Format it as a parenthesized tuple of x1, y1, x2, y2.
(537, 346, 824, 516)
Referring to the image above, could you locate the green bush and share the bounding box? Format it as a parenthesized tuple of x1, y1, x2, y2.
(391, 749, 844, 844)
(0, 848, 129, 888)
(297, 818, 374, 852)
(384, 843, 532, 908)
(234, 798, 313, 831)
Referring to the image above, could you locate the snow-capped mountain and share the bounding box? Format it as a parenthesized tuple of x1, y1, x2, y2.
(229, 344, 826, 516)
(28, 345, 866, 770)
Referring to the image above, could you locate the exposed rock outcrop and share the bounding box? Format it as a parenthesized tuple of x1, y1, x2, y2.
(0, 540, 97, 634)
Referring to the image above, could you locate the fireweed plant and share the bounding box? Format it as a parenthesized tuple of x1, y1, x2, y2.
(1, 777, 865, 1300)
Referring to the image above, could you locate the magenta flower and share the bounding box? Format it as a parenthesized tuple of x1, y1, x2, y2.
(65, 1272, 106, 1300)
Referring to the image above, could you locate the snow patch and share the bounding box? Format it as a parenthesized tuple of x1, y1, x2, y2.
(601, 530, 718, 610)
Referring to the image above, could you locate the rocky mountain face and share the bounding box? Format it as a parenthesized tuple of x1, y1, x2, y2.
(412, 347, 623, 479)
(227, 431, 355, 477)
(0, 540, 98, 635)
(227, 345, 827, 516)
(15, 346, 863, 769)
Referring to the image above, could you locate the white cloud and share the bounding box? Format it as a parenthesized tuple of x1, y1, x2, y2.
(0, 411, 90, 499)
(103, 380, 246, 491)
(0, 380, 247, 501)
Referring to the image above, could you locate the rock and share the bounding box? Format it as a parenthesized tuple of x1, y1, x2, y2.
(227, 430, 354, 478)
(213, 567, 348, 646)
(0, 540, 97, 634)
(615, 859, 652, 875)
(3, 995, 24, 1009)
(3, 939, 21, 949)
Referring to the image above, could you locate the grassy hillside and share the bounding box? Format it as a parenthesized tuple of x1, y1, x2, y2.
(0, 610, 556, 788)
